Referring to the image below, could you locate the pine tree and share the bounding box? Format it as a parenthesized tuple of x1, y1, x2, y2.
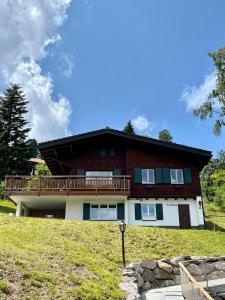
(158, 129, 173, 143)
(0, 84, 33, 179)
(123, 120, 135, 135)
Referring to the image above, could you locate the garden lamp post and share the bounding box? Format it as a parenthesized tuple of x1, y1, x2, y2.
(119, 220, 126, 267)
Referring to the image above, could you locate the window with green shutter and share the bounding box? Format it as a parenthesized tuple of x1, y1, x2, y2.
(135, 203, 142, 220)
(184, 168, 192, 184)
(134, 168, 142, 184)
(156, 204, 163, 220)
(163, 168, 170, 184)
(83, 203, 90, 220)
(114, 169, 121, 176)
(117, 203, 124, 220)
(155, 168, 163, 184)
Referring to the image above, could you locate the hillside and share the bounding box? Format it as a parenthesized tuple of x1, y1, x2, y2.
(0, 200, 225, 299)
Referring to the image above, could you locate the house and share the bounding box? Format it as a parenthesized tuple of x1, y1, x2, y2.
(5, 128, 211, 228)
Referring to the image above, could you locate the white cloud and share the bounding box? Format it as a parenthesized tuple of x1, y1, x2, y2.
(132, 115, 155, 135)
(60, 53, 74, 79)
(0, 0, 72, 141)
(181, 72, 216, 111)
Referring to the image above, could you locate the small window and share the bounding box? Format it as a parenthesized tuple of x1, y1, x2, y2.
(141, 204, 156, 220)
(170, 169, 184, 184)
(142, 169, 155, 184)
(90, 204, 117, 220)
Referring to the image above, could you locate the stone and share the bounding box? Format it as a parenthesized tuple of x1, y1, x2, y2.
(161, 280, 176, 287)
(206, 263, 216, 274)
(207, 270, 225, 280)
(170, 256, 191, 266)
(153, 268, 174, 280)
(134, 266, 144, 275)
(187, 263, 203, 276)
(119, 278, 141, 300)
(175, 275, 181, 285)
(213, 261, 225, 271)
(140, 260, 157, 270)
(141, 281, 151, 292)
(173, 267, 180, 275)
(218, 293, 225, 299)
(206, 256, 225, 263)
(123, 269, 136, 277)
(157, 261, 173, 273)
(137, 273, 144, 288)
(142, 268, 154, 282)
(208, 284, 225, 294)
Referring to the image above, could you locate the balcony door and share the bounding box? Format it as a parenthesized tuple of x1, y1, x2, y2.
(85, 171, 113, 187)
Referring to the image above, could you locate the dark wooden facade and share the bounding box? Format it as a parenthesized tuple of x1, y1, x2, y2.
(36, 129, 211, 199)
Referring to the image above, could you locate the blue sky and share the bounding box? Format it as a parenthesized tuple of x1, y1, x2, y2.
(1, 1, 225, 155)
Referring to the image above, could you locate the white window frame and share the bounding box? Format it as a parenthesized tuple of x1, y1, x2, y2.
(90, 204, 117, 220)
(142, 169, 155, 184)
(170, 169, 184, 184)
(141, 204, 156, 220)
(85, 171, 113, 186)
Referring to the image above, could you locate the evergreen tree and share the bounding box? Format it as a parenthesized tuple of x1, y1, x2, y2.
(0, 84, 33, 179)
(123, 120, 135, 135)
(193, 46, 225, 135)
(158, 129, 173, 142)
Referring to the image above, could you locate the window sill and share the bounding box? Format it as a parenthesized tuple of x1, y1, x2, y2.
(141, 219, 157, 221)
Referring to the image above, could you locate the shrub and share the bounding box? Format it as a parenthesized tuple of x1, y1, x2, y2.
(0, 280, 9, 294)
(214, 185, 225, 210)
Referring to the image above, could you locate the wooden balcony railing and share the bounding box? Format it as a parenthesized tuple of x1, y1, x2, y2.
(5, 175, 131, 196)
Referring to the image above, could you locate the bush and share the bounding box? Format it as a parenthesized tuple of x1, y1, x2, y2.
(214, 185, 225, 210)
(0, 182, 5, 200)
(0, 280, 9, 294)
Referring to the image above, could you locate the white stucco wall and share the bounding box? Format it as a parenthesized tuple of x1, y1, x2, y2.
(127, 198, 201, 227)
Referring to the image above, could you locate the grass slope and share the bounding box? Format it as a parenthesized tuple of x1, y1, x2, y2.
(0, 201, 225, 299)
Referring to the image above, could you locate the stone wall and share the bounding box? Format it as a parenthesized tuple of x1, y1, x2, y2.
(120, 256, 225, 300)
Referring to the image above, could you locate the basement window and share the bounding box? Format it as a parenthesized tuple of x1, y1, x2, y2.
(90, 204, 117, 220)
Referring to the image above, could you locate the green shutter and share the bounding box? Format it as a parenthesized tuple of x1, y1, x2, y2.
(77, 169, 85, 175)
(134, 168, 142, 183)
(184, 168, 192, 184)
(100, 148, 106, 156)
(83, 203, 90, 220)
(110, 148, 116, 156)
(156, 204, 163, 220)
(163, 168, 170, 184)
(117, 203, 124, 220)
(155, 168, 163, 184)
(135, 203, 142, 220)
(114, 169, 121, 176)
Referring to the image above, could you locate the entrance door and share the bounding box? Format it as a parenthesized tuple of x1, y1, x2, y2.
(178, 204, 191, 229)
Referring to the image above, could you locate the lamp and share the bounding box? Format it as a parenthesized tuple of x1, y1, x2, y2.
(119, 220, 126, 267)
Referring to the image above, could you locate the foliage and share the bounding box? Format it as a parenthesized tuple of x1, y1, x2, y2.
(0, 182, 5, 200)
(193, 46, 225, 135)
(210, 170, 225, 209)
(214, 185, 225, 209)
(123, 120, 135, 135)
(201, 150, 225, 202)
(0, 84, 34, 180)
(0, 280, 9, 294)
(158, 129, 173, 142)
(35, 164, 51, 176)
(0, 200, 225, 299)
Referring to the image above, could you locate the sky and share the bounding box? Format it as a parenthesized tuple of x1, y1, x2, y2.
(0, 0, 225, 155)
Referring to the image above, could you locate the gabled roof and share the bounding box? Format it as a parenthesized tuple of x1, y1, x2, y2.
(39, 128, 211, 158)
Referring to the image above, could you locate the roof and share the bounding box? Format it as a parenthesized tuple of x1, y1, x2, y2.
(39, 128, 211, 158)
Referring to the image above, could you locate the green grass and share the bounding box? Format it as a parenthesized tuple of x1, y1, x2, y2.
(0, 200, 225, 299)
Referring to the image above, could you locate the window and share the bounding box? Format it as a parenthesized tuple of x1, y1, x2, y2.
(90, 204, 117, 220)
(142, 169, 155, 184)
(85, 171, 113, 186)
(170, 169, 184, 184)
(141, 204, 156, 220)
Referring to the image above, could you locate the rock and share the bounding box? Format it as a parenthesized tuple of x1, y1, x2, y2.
(206, 256, 225, 263)
(153, 268, 174, 280)
(157, 261, 173, 274)
(206, 263, 216, 274)
(123, 269, 136, 277)
(170, 256, 191, 266)
(140, 260, 157, 270)
(208, 284, 225, 294)
(119, 278, 141, 300)
(187, 263, 203, 276)
(213, 261, 225, 271)
(142, 268, 154, 282)
(161, 280, 176, 287)
(150, 280, 161, 289)
(137, 273, 144, 288)
(173, 267, 180, 275)
(141, 281, 151, 292)
(207, 270, 225, 280)
(175, 275, 181, 285)
(134, 266, 144, 275)
(218, 293, 225, 299)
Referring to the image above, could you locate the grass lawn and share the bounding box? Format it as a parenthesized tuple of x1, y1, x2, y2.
(0, 201, 225, 299)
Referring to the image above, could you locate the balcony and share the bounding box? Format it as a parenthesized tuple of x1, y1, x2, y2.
(5, 175, 131, 196)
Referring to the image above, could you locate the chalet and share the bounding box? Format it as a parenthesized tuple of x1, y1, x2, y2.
(5, 128, 211, 228)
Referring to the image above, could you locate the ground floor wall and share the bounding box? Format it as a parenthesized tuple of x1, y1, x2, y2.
(13, 195, 204, 228)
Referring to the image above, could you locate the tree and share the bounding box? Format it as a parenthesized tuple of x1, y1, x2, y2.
(0, 84, 33, 179)
(35, 164, 51, 176)
(123, 120, 135, 135)
(193, 46, 225, 135)
(158, 129, 173, 142)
